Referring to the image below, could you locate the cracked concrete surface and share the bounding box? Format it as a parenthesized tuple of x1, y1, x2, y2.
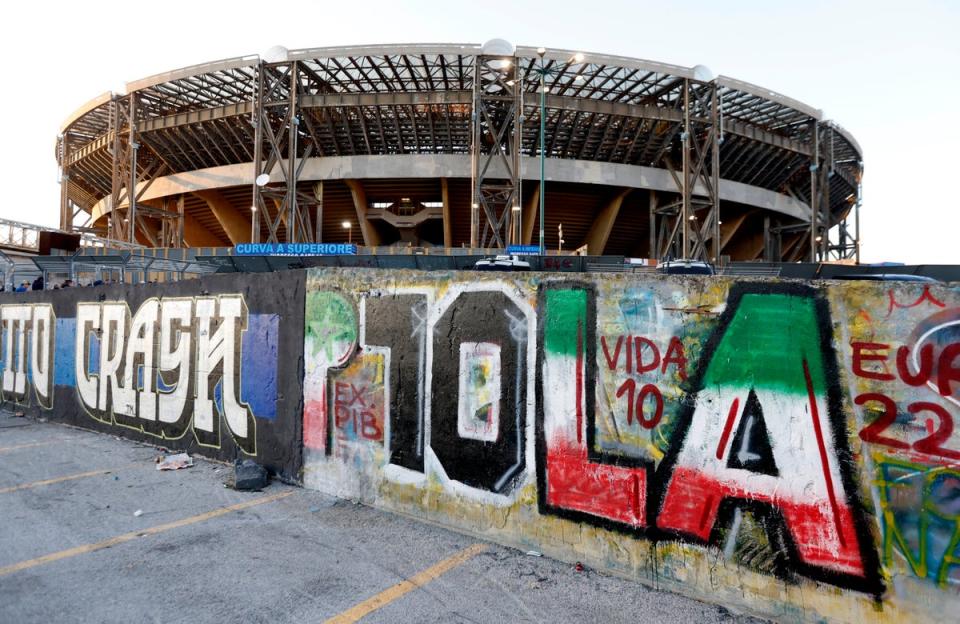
(0, 411, 762, 623)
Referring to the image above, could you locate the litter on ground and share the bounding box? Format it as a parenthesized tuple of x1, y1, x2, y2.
(156, 452, 194, 471)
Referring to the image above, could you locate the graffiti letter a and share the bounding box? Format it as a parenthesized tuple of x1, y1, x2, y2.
(655, 284, 882, 594)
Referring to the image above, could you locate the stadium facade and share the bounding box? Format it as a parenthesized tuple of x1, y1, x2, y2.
(56, 41, 862, 262)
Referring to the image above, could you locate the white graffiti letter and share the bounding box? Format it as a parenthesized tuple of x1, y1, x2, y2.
(76, 303, 100, 410)
(194, 297, 218, 433)
(217, 295, 250, 438)
(2, 305, 31, 399)
(29, 305, 55, 408)
(158, 298, 192, 424)
(122, 299, 159, 421)
(98, 303, 128, 413)
(195, 296, 250, 438)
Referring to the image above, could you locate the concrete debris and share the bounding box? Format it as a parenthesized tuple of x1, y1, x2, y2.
(233, 459, 268, 491)
(156, 452, 194, 471)
(525, 551, 542, 557)
(133, 509, 143, 517)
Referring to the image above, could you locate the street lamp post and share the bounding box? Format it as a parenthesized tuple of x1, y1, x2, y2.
(342, 220, 352, 244)
(535, 48, 584, 256)
(537, 48, 546, 256)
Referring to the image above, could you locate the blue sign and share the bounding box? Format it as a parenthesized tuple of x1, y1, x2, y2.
(506, 245, 541, 256)
(234, 243, 357, 256)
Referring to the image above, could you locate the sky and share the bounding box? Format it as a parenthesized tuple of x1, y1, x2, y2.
(0, 0, 956, 264)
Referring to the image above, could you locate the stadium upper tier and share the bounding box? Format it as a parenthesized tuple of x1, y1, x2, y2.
(56, 43, 862, 260)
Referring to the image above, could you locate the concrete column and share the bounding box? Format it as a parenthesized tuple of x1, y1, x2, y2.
(584, 189, 630, 255)
(182, 215, 226, 247)
(193, 189, 251, 245)
(441, 177, 452, 248)
(521, 182, 540, 245)
(345, 179, 381, 247)
(648, 191, 657, 258)
(721, 213, 748, 252)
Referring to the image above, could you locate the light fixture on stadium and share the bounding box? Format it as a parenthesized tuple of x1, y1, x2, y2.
(261, 45, 289, 64)
(692, 64, 714, 82)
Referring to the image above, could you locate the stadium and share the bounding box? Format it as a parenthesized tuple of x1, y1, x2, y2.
(55, 40, 862, 263)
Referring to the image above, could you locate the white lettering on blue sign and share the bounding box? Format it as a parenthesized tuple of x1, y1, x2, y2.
(506, 245, 541, 256)
(233, 243, 356, 256)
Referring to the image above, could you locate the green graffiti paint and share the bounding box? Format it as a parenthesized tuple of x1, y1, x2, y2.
(305, 291, 356, 362)
(702, 294, 826, 395)
(544, 289, 586, 357)
(876, 456, 960, 586)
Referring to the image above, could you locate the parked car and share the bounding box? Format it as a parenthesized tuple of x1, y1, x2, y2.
(474, 255, 531, 272)
(828, 273, 939, 283)
(656, 259, 715, 275)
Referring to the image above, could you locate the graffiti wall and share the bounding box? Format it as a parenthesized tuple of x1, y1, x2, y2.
(302, 269, 960, 623)
(0, 271, 304, 479)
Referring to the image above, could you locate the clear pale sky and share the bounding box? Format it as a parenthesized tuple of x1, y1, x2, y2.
(1, 0, 955, 264)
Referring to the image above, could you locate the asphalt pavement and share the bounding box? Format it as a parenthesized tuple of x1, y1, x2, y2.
(0, 410, 762, 623)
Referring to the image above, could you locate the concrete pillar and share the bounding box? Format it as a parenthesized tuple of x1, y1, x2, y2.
(441, 178, 452, 248)
(521, 182, 540, 246)
(344, 179, 381, 247)
(584, 189, 630, 255)
(193, 189, 251, 245)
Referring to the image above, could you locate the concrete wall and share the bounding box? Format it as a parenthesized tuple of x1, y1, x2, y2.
(301, 268, 960, 624)
(0, 271, 305, 480)
(4, 266, 958, 621)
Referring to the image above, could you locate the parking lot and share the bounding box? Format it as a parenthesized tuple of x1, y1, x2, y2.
(0, 411, 758, 623)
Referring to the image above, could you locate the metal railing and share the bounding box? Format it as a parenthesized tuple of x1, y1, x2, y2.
(0, 218, 62, 252)
(0, 219, 144, 254)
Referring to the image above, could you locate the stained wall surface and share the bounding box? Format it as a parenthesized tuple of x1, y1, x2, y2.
(0, 271, 305, 479)
(301, 268, 960, 623)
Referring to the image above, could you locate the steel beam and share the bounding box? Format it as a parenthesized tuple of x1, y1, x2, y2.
(251, 59, 321, 243)
(471, 51, 520, 248)
(664, 79, 720, 261)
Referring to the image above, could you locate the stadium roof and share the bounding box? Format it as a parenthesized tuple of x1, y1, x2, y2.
(56, 43, 862, 260)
